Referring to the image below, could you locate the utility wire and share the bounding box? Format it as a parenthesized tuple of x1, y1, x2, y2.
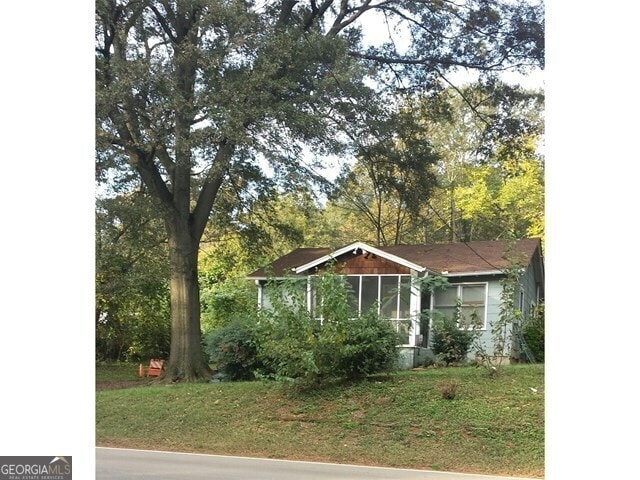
(425, 200, 510, 273)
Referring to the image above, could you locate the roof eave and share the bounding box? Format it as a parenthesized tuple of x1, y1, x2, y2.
(441, 269, 504, 277)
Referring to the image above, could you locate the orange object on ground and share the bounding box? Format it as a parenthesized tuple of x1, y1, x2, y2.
(140, 359, 164, 377)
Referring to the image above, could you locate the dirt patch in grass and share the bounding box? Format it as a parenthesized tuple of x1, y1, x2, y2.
(96, 379, 150, 391)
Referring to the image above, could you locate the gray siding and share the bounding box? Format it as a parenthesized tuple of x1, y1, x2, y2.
(519, 263, 540, 317)
(475, 278, 505, 356)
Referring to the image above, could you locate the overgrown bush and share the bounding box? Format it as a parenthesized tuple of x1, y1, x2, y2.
(257, 272, 400, 384)
(255, 277, 316, 381)
(430, 311, 476, 365)
(522, 303, 545, 362)
(335, 311, 401, 379)
(204, 315, 262, 381)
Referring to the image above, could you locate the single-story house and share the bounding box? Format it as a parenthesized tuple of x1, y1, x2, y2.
(246, 238, 544, 369)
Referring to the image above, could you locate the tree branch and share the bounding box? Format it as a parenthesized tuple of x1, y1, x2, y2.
(277, 0, 299, 29)
(328, 0, 374, 37)
(351, 50, 511, 72)
(303, 0, 335, 31)
(191, 140, 235, 240)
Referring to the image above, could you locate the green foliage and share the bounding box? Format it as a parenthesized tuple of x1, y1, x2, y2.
(522, 303, 545, 362)
(256, 277, 314, 381)
(203, 316, 262, 381)
(323, 83, 544, 246)
(257, 271, 401, 384)
(96, 295, 171, 362)
(496, 264, 522, 353)
(96, 194, 171, 362)
(197, 232, 264, 335)
(430, 311, 476, 365)
(412, 84, 545, 244)
(332, 311, 401, 380)
(200, 278, 257, 335)
(330, 107, 440, 246)
(474, 244, 525, 373)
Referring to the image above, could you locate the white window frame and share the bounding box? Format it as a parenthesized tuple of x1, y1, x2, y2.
(431, 282, 489, 331)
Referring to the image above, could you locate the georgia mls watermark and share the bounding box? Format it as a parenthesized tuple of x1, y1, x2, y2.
(0, 457, 71, 480)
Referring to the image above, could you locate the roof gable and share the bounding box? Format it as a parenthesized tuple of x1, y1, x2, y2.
(294, 242, 426, 274)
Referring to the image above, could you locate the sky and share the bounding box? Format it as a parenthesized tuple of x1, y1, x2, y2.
(2, 2, 640, 479)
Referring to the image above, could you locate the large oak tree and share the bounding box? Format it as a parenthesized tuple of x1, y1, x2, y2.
(96, 0, 544, 381)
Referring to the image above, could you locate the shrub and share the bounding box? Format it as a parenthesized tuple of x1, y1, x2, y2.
(204, 315, 261, 381)
(522, 303, 545, 362)
(430, 311, 476, 365)
(255, 277, 318, 381)
(335, 311, 401, 380)
(257, 271, 400, 384)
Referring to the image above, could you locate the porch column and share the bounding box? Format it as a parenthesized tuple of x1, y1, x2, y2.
(409, 273, 422, 347)
(306, 277, 313, 314)
(255, 280, 263, 309)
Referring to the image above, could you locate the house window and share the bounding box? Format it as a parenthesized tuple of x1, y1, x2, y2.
(433, 283, 487, 329)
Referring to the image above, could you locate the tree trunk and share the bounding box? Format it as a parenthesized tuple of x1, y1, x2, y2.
(450, 188, 457, 243)
(159, 224, 213, 382)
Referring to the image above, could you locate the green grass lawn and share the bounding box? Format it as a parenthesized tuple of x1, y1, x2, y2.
(96, 362, 146, 382)
(96, 364, 544, 478)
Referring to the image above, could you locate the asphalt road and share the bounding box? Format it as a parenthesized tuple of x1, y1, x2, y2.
(96, 447, 540, 480)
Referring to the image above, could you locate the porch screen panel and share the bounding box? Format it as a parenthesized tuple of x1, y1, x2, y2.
(396, 320, 410, 345)
(345, 276, 360, 315)
(399, 276, 411, 318)
(262, 287, 273, 310)
(380, 276, 399, 318)
(361, 276, 379, 314)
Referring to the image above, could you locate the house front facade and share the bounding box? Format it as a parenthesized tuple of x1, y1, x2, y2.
(246, 238, 544, 369)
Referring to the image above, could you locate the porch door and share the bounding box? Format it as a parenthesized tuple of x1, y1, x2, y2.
(419, 290, 431, 347)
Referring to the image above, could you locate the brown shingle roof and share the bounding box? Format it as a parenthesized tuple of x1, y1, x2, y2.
(246, 238, 543, 278)
(247, 247, 331, 278)
(380, 238, 541, 274)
